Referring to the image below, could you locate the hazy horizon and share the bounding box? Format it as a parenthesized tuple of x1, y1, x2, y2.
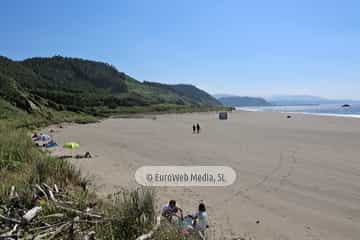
(212, 93, 360, 101)
(1, 0, 360, 100)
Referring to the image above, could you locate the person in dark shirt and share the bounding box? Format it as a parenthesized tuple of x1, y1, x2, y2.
(196, 123, 201, 134)
(161, 200, 183, 222)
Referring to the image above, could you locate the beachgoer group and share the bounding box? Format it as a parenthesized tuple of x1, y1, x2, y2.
(161, 200, 209, 235)
(32, 132, 58, 148)
(32, 131, 93, 160)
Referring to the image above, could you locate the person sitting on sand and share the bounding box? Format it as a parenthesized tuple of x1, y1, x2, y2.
(32, 133, 42, 141)
(192, 203, 209, 232)
(161, 200, 183, 222)
(85, 152, 92, 158)
(75, 152, 92, 159)
(44, 139, 58, 148)
(196, 123, 201, 134)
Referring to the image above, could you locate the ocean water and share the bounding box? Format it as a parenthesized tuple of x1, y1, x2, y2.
(236, 104, 360, 118)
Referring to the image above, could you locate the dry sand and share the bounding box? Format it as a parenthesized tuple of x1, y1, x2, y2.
(47, 111, 360, 239)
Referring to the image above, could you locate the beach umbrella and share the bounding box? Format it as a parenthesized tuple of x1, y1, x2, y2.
(63, 142, 80, 149)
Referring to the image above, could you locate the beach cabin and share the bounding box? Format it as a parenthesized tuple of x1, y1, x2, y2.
(219, 112, 228, 120)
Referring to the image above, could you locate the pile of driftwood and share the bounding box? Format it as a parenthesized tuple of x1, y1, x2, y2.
(0, 184, 104, 240)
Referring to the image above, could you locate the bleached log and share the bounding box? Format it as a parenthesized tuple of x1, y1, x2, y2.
(0, 224, 18, 237)
(54, 184, 59, 193)
(83, 231, 96, 240)
(35, 185, 48, 200)
(33, 229, 54, 240)
(136, 231, 154, 240)
(135, 215, 161, 240)
(40, 183, 57, 202)
(48, 222, 71, 240)
(39, 213, 64, 219)
(23, 207, 42, 222)
(0, 214, 21, 224)
(33, 222, 70, 240)
(0, 235, 17, 239)
(41, 183, 51, 190)
(48, 190, 57, 202)
(9, 186, 15, 199)
(29, 221, 67, 232)
(56, 205, 102, 219)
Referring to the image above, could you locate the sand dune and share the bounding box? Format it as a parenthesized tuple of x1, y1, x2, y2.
(48, 111, 360, 239)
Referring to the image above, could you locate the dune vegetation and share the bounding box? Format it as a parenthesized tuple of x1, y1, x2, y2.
(0, 120, 160, 239)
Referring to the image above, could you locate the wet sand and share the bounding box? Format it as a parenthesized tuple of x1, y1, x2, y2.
(48, 111, 360, 240)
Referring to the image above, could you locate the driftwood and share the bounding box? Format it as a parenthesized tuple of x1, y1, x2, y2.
(47, 222, 71, 240)
(135, 216, 161, 240)
(83, 231, 96, 240)
(29, 221, 68, 232)
(41, 183, 57, 202)
(53, 184, 59, 193)
(35, 184, 48, 200)
(48, 189, 57, 202)
(33, 228, 56, 240)
(0, 224, 18, 237)
(39, 213, 65, 219)
(0, 184, 102, 239)
(23, 207, 42, 222)
(9, 186, 15, 200)
(0, 184, 157, 239)
(0, 214, 21, 224)
(55, 205, 102, 219)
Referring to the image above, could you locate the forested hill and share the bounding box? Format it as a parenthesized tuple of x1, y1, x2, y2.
(143, 81, 221, 106)
(0, 56, 222, 116)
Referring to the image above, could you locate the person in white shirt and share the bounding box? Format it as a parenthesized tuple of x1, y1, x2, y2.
(193, 202, 209, 233)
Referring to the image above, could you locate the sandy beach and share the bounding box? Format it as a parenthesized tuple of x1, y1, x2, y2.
(47, 111, 360, 240)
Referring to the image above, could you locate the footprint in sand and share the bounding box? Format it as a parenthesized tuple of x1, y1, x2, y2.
(305, 225, 321, 240)
(233, 232, 256, 240)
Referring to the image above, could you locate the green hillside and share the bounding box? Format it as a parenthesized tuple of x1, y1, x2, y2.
(0, 55, 223, 119)
(143, 81, 221, 106)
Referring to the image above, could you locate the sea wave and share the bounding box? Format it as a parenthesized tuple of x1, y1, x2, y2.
(236, 105, 360, 119)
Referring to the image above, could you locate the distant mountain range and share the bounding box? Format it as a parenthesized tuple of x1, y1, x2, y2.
(214, 94, 272, 107)
(266, 95, 360, 106)
(214, 94, 360, 107)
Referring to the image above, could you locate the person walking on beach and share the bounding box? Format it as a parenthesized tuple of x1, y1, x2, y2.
(196, 123, 201, 134)
(192, 124, 196, 134)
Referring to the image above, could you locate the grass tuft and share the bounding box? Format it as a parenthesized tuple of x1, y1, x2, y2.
(96, 188, 155, 239)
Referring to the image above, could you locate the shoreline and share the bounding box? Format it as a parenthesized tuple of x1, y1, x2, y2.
(236, 107, 360, 119)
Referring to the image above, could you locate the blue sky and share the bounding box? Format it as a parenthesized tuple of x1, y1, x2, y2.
(1, 0, 360, 99)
